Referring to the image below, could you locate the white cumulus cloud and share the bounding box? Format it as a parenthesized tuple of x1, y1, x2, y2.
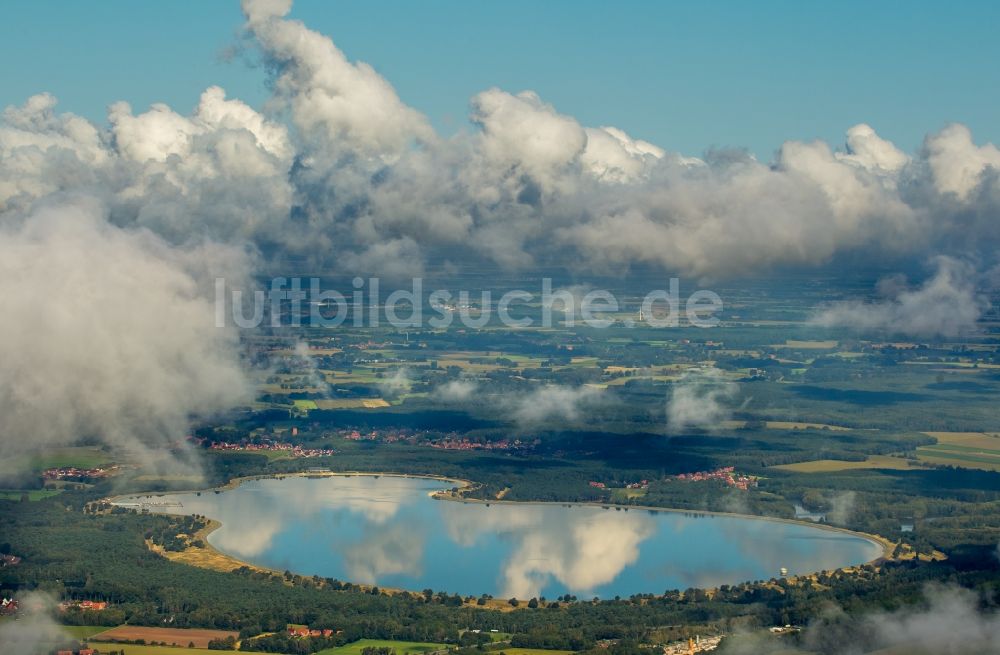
(811, 256, 988, 338)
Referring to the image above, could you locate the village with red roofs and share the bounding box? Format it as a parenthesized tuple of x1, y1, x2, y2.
(673, 467, 759, 491)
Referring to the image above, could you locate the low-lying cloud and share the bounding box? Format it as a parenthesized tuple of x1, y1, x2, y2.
(435, 379, 479, 402)
(0, 202, 250, 480)
(439, 373, 737, 432)
(811, 256, 988, 338)
(377, 367, 412, 399)
(720, 584, 1000, 654)
(805, 583, 1000, 654)
(510, 384, 605, 426)
(0, 592, 73, 655)
(825, 491, 857, 526)
(667, 368, 738, 432)
(434, 379, 605, 426)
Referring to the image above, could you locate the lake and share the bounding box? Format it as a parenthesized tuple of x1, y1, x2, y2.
(120, 475, 883, 599)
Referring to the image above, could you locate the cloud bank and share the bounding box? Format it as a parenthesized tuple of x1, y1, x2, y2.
(1, 0, 998, 474)
(811, 256, 988, 338)
(0, 202, 250, 479)
(1, 0, 999, 282)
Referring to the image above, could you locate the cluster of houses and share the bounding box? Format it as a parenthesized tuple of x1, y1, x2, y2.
(209, 441, 335, 458)
(596, 635, 719, 654)
(340, 430, 396, 441)
(589, 479, 649, 490)
(674, 466, 758, 491)
(339, 428, 539, 454)
(56, 649, 95, 655)
(1, 553, 21, 567)
(428, 437, 537, 453)
(287, 625, 340, 638)
(59, 600, 108, 611)
(205, 426, 541, 457)
(341, 429, 409, 443)
(661, 634, 722, 654)
(42, 466, 118, 481)
(1, 597, 17, 615)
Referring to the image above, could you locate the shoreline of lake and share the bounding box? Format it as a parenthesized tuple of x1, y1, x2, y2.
(430, 487, 895, 562)
(111, 471, 894, 595)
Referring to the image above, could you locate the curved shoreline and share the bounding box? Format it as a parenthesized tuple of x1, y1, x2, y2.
(111, 470, 893, 593)
(108, 470, 477, 505)
(433, 491, 894, 562)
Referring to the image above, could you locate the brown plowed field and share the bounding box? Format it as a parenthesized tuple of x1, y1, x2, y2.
(90, 626, 239, 648)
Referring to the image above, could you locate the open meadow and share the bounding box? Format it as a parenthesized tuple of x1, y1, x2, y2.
(772, 455, 923, 473)
(492, 649, 575, 655)
(89, 644, 212, 655)
(0, 488, 64, 501)
(915, 431, 1000, 471)
(23, 446, 113, 472)
(317, 638, 451, 655)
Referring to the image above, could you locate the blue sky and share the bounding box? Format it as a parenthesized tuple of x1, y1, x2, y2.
(2, 0, 998, 158)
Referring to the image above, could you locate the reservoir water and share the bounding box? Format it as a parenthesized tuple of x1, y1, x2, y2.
(122, 475, 883, 599)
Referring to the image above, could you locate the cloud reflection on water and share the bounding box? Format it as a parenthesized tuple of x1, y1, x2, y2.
(439, 502, 655, 598)
(122, 476, 880, 598)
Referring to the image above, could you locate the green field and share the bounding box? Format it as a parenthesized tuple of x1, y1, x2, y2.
(921, 442, 1000, 454)
(916, 431, 1000, 471)
(89, 643, 211, 655)
(293, 399, 320, 410)
(917, 451, 1000, 471)
(0, 488, 64, 501)
(491, 648, 575, 655)
(772, 455, 920, 473)
(324, 369, 381, 384)
(314, 398, 390, 409)
(610, 488, 647, 501)
(19, 446, 113, 472)
(133, 473, 205, 482)
(317, 638, 451, 655)
(62, 625, 112, 639)
(724, 420, 856, 431)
